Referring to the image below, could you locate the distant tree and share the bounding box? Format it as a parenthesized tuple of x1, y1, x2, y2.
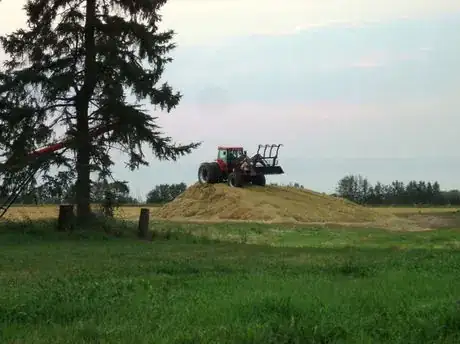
(443, 190, 460, 205)
(92, 179, 137, 204)
(388, 180, 405, 204)
(359, 177, 370, 204)
(167, 182, 187, 200)
(372, 182, 385, 205)
(0, 0, 200, 224)
(31, 171, 76, 204)
(288, 182, 304, 189)
(15, 176, 139, 206)
(335, 175, 459, 206)
(336, 175, 369, 204)
(432, 182, 444, 204)
(146, 183, 186, 203)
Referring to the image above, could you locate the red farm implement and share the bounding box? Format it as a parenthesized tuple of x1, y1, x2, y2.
(0, 125, 114, 219)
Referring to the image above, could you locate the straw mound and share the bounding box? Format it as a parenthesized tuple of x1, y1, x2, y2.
(155, 184, 424, 230)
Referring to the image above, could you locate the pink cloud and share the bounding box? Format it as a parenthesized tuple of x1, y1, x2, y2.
(351, 59, 386, 68)
(351, 48, 432, 69)
(111, 93, 457, 165)
(155, 101, 400, 148)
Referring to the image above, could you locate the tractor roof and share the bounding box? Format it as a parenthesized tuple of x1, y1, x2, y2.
(218, 146, 243, 150)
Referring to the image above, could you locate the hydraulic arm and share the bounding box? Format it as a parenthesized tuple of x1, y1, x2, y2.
(0, 124, 114, 218)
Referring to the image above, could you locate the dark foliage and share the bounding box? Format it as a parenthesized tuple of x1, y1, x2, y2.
(146, 182, 186, 203)
(0, 0, 200, 221)
(336, 174, 460, 206)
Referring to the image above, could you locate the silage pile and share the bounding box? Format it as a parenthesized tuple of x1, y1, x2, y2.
(155, 184, 423, 230)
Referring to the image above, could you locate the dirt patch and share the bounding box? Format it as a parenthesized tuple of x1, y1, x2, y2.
(401, 213, 460, 229)
(155, 184, 425, 231)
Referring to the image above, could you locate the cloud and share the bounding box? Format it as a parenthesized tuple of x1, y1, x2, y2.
(0, 0, 26, 35)
(160, 13, 460, 105)
(350, 48, 432, 68)
(2, 0, 459, 45)
(160, 0, 460, 44)
(152, 91, 460, 159)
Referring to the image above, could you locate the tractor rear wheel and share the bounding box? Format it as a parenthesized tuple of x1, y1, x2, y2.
(228, 172, 243, 187)
(207, 162, 221, 182)
(198, 162, 221, 184)
(252, 174, 266, 186)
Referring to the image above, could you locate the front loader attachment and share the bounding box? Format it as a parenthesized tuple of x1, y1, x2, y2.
(251, 144, 284, 175)
(254, 165, 284, 175)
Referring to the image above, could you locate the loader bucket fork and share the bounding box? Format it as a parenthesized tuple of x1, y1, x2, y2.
(257, 144, 282, 165)
(252, 144, 284, 175)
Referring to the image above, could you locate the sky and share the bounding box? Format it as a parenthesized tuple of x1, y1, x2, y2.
(0, 0, 460, 198)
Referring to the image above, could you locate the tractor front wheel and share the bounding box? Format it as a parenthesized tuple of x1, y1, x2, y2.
(228, 172, 243, 187)
(252, 174, 266, 186)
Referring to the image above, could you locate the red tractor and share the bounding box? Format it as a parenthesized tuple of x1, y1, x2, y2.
(198, 144, 284, 187)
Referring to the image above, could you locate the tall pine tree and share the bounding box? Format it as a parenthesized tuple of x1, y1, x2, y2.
(0, 0, 200, 222)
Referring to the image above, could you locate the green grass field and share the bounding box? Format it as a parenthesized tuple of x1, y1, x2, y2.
(1, 217, 460, 343)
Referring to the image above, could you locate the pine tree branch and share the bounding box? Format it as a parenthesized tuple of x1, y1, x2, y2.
(0, 0, 200, 200)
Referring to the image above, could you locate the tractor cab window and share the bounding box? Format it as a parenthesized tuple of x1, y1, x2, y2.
(233, 150, 243, 158)
(228, 149, 243, 160)
(218, 149, 227, 161)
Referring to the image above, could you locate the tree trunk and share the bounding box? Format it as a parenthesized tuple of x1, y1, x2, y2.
(75, 0, 97, 224)
(75, 103, 91, 223)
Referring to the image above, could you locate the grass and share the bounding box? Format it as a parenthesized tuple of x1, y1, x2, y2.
(0, 218, 460, 343)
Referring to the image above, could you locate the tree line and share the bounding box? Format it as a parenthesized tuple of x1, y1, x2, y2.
(335, 175, 460, 206)
(5, 174, 459, 207)
(11, 178, 187, 205)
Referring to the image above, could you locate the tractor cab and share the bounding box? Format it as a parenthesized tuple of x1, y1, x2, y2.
(217, 146, 245, 167)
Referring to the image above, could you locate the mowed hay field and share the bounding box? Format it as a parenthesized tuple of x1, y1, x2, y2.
(5, 203, 459, 221)
(3, 204, 161, 221)
(1, 219, 460, 343)
(4, 184, 460, 230)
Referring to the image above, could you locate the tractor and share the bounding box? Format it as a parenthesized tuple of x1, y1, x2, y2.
(197, 144, 284, 187)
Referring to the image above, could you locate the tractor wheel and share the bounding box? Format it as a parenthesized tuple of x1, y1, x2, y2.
(252, 174, 266, 186)
(228, 172, 243, 187)
(207, 162, 221, 183)
(198, 163, 210, 184)
(198, 162, 221, 184)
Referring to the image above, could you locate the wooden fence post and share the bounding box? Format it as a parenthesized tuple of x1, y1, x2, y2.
(57, 204, 75, 232)
(138, 208, 150, 239)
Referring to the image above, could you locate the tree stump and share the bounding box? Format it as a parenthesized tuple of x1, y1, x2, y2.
(138, 208, 150, 239)
(57, 204, 75, 232)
